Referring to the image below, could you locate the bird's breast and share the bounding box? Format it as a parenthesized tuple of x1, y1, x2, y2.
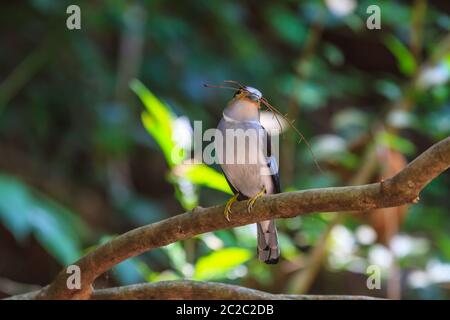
(216, 118, 275, 197)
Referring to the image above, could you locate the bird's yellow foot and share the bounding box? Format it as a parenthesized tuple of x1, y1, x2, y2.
(224, 193, 239, 222)
(247, 187, 266, 213)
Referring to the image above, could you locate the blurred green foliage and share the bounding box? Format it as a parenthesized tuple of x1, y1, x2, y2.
(0, 175, 89, 264)
(132, 78, 231, 209)
(194, 248, 252, 281)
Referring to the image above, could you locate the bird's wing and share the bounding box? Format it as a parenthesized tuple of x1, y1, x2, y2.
(264, 127, 281, 194)
(258, 127, 281, 264)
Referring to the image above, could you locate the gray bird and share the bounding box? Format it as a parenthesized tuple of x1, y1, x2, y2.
(216, 86, 281, 264)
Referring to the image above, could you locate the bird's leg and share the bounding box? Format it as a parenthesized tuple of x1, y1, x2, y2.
(247, 186, 266, 213)
(224, 193, 239, 222)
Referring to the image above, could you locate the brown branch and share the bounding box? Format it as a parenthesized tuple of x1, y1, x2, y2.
(7, 281, 381, 300)
(18, 137, 449, 299)
(0, 277, 41, 296)
(90, 281, 381, 300)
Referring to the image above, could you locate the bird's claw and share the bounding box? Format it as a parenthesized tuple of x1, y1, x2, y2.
(247, 187, 266, 213)
(224, 193, 239, 222)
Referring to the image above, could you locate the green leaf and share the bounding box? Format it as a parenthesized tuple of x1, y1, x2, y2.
(0, 174, 88, 264)
(266, 6, 306, 47)
(131, 79, 173, 136)
(149, 270, 181, 282)
(194, 247, 252, 280)
(301, 215, 329, 244)
(170, 176, 199, 210)
(278, 233, 300, 260)
(375, 80, 402, 100)
(0, 176, 33, 241)
(162, 242, 187, 273)
(29, 207, 82, 265)
(117, 194, 167, 225)
(296, 81, 327, 110)
(384, 35, 417, 76)
(141, 113, 173, 165)
(436, 233, 450, 261)
(322, 43, 344, 67)
(377, 131, 416, 155)
(132, 79, 183, 166)
(444, 53, 450, 68)
(113, 258, 149, 285)
(183, 164, 232, 195)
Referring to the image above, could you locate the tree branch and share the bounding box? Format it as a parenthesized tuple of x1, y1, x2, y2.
(22, 137, 449, 299)
(7, 281, 381, 300)
(90, 281, 381, 300)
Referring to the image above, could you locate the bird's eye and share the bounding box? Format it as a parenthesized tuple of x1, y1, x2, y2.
(233, 89, 242, 97)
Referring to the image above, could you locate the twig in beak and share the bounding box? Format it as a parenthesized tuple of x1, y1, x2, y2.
(223, 80, 245, 88)
(260, 97, 323, 173)
(203, 83, 240, 91)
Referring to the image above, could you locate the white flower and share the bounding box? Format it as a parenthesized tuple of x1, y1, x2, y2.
(427, 260, 450, 283)
(355, 225, 377, 245)
(328, 225, 356, 268)
(387, 110, 415, 129)
(389, 234, 429, 258)
(417, 63, 450, 88)
(202, 233, 224, 250)
(408, 270, 429, 288)
(325, 0, 357, 17)
(407, 260, 450, 289)
(172, 116, 193, 150)
(368, 244, 393, 269)
(312, 135, 347, 159)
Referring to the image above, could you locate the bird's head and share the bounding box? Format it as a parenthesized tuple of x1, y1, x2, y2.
(232, 86, 263, 106)
(223, 86, 263, 121)
(204, 81, 262, 106)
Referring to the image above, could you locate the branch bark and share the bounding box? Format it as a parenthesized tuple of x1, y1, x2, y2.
(90, 281, 381, 300)
(19, 137, 450, 299)
(7, 280, 381, 300)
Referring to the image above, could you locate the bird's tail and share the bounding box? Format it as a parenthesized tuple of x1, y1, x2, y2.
(256, 220, 280, 264)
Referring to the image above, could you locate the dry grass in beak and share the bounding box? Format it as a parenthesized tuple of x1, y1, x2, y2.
(260, 97, 323, 173)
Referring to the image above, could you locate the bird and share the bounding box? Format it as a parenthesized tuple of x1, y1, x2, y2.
(215, 85, 281, 264)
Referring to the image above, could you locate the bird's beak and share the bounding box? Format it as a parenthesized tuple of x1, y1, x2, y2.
(241, 93, 261, 108)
